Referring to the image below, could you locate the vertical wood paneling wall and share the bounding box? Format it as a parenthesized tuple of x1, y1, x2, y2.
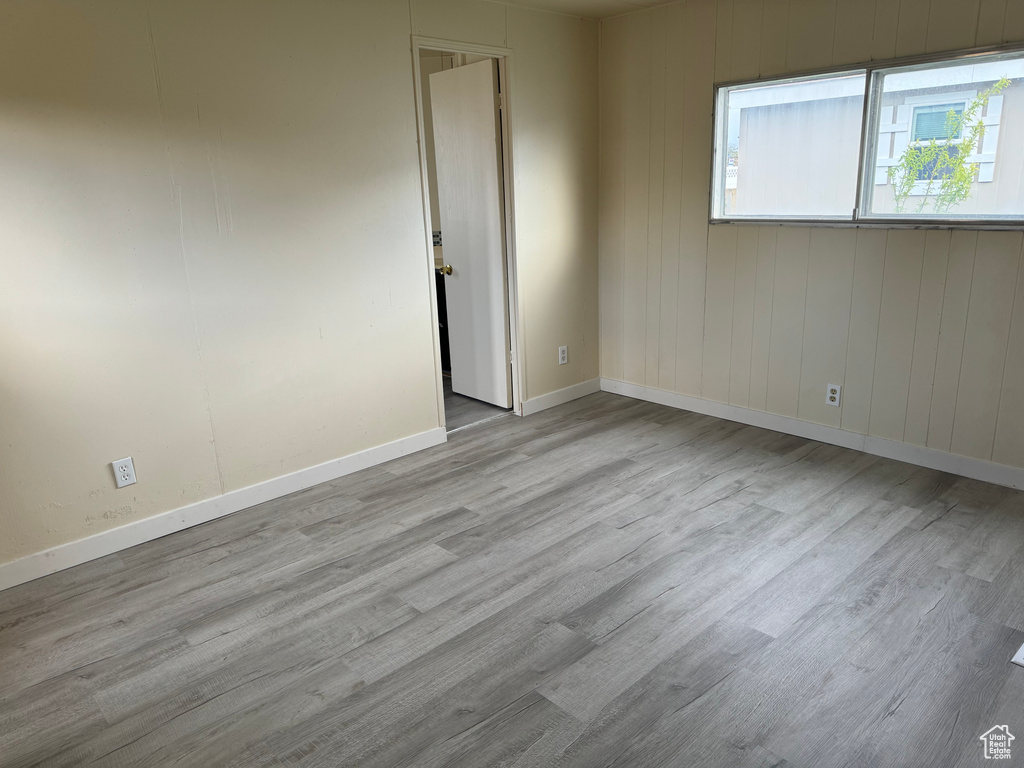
(599, 0, 1024, 470)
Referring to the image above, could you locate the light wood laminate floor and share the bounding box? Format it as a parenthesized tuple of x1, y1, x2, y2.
(2, 393, 1024, 767)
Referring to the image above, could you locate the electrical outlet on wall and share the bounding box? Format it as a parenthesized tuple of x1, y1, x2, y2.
(112, 457, 137, 488)
(558, 346, 568, 365)
(826, 384, 842, 408)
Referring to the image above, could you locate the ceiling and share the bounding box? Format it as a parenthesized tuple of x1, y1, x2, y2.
(496, 0, 678, 20)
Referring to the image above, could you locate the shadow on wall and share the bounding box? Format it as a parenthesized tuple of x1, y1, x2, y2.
(0, 0, 441, 564)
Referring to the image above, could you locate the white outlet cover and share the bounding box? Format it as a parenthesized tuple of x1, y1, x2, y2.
(1013, 642, 1024, 668)
(826, 383, 842, 407)
(558, 346, 568, 365)
(112, 457, 137, 488)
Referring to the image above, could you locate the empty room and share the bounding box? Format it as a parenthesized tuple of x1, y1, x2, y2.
(2, 0, 1024, 766)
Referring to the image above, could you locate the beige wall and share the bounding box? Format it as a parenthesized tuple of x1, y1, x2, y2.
(411, 0, 600, 395)
(0, 0, 599, 565)
(600, 0, 1024, 470)
(502, 5, 601, 397)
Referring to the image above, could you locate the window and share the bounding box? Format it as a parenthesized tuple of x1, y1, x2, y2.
(905, 101, 968, 185)
(864, 52, 1024, 220)
(711, 48, 1024, 224)
(911, 103, 964, 142)
(713, 72, 867, 220)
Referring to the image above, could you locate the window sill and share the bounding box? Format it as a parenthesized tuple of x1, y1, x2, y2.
(710, 217, 1024, 230)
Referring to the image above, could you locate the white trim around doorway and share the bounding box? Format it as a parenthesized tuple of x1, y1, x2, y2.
(409, 35, 525, 426)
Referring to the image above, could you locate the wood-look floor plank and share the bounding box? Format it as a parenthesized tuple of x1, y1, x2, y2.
(2, 391, 1023, 767)
(443, 375, 510, 431)
(726, 499, 920, 638)
(552, 618, 773, 768)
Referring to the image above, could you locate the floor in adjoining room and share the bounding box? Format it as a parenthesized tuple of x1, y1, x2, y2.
(443, 374, 510, 431)
(2, 392, 1024, 768)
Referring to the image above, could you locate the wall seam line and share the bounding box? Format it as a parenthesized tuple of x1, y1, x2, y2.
(948, 234, 979, 456)
(899, 236, 928, 444)
(791, 230, 810, 420)
(829, 0, 839, 66)
(894, 0, 905, 56)
(644, 10, 657, 385)
(655, 8, 669, 385)
(836, 231, 856, 429)
(990, 238, 1024, 462)
(841, 229, 866, 433)
(598, 17, 604, 379)
(922, 0, 935, 52)
(671, 5, 687, 394)
(743, 228, 759, 408)
(620, 19, 628, 381)
(869, 0, 883, 60)
(922, 232, 952, 449)
(865, 229, 890, 438)
(762, 228, 777, 413)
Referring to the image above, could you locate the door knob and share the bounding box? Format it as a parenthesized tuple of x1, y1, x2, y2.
(441, 264, 453, 275)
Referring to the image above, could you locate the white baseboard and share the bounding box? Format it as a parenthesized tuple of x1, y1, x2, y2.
(600, 378, 1024, 491)
(0, 427, 447, 592)
(522, 378, 601, 416)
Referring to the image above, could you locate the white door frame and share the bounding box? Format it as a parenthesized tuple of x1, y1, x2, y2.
(410, 35, 524, 425)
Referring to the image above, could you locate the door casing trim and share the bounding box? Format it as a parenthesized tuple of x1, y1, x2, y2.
(410, 35, 524, 424)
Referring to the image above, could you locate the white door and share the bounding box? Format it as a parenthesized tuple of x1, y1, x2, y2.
(430, 59, 512, 409)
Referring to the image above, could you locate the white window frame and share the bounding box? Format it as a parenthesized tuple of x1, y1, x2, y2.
(710, 44, 1024, 228)
(876, 91, 978, 196)
(711, 70, 867, 222)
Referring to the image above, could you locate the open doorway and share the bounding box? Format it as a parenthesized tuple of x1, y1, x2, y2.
(414, 42, 520, 433)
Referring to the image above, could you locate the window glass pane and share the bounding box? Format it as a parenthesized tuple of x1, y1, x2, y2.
(713, 72, 866, 220)
(911, 104, 964, 141)
(863, 50, 1024, 220)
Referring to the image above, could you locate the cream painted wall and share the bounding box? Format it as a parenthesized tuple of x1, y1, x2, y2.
(599, 0, 1024, 471)
(411, 0, 601, 397)
(0, 0, 599, 566)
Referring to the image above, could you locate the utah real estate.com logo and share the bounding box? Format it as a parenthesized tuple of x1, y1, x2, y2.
(980, 725, 1014, 760)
